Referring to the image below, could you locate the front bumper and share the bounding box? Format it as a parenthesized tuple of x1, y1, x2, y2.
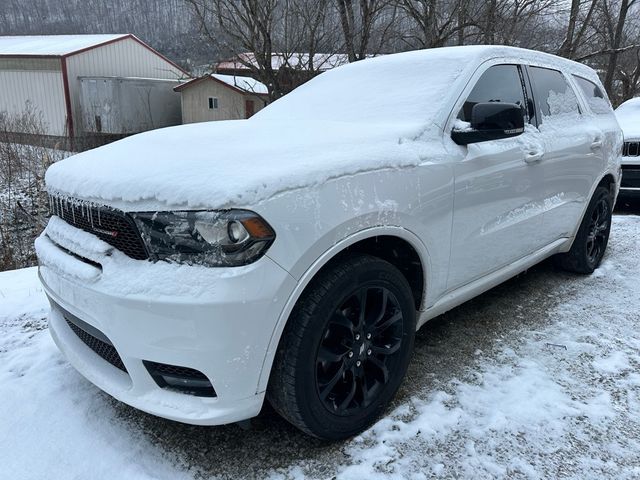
(620, 159, 640, 197)
(37, 218, 296, 425)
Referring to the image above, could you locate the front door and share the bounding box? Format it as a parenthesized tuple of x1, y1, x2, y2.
(245, 99, 255, 119)
(448, 64, 547, 290)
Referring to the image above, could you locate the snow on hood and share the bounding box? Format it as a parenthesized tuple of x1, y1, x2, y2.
(47, 46, 587, 210)
(46, 119, 431, 210)
(615, 97, 640, 140)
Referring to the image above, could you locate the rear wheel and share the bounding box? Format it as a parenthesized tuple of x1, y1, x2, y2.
(554, 186, 612, 274)
(268, 253, 416, 440)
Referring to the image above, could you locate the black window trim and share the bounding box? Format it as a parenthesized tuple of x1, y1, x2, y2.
(521, 65, 539, 128)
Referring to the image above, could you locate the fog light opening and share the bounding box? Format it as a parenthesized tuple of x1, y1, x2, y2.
(143, 361, 217, 397)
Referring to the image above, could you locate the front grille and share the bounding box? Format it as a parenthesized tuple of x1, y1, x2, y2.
(48, 194, 148, 260)
(64, 316, 128, 373)
(623, 141, 640, 157)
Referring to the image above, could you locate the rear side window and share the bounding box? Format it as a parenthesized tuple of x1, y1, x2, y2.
(572, 75, 612, 115)
(458, 65, 526, 122)
(528, 67, 580, 120)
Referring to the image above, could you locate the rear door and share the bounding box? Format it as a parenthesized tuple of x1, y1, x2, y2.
(524, 66, 603, 242)
(447, 64, 547, 290)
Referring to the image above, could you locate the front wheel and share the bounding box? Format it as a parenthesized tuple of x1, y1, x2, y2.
(554, 186, 612, 274)
(267, 253, 416, 440)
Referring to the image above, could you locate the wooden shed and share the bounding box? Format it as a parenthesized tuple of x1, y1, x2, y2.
(174, 74, 268, 124)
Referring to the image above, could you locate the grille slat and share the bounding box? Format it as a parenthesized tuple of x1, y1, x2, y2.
(64, 316, 128, 373)
(49, 194, 148, 260)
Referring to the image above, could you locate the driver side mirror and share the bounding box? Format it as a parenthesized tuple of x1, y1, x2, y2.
(452, 102, 525, 146)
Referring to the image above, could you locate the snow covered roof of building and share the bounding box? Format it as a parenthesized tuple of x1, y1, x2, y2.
(216, 52, 351, 72)
(0, 34, 129, 57)
(174, 73, 269, 95)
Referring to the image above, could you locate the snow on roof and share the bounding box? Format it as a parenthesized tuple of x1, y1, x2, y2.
(211, 74, 268, 95)
(216, 52, 350, 72)
(256, 45, 601, 125)
(615, 97, 640, 140)
(0, 34, 128, 56)
(174, 73, 269, 95)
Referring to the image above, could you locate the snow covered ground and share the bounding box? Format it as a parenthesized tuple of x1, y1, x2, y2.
(1, 213, 639, 480)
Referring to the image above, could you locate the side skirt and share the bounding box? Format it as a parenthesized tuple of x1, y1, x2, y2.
(416, 238, 570, 329)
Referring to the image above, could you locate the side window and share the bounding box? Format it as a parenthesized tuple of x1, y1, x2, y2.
(528, 67, 580, 121)
(572, 75, 612, 115)
(458, 64, 527, 123)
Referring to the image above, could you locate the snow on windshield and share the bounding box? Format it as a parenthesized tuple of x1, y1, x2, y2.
(254, 48, 471, 127)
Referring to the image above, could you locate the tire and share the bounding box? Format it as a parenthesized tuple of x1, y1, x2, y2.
(554, 186, 612, 274)
(267, 253, 416, 440)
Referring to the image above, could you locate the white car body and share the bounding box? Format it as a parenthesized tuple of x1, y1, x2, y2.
(615, 97, 640, 196)
(37, 46, 622, 426)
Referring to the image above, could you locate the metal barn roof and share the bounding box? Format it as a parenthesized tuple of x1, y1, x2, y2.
(0, 34, 128, 57)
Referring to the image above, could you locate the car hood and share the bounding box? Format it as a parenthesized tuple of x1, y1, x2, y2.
(617, 115, 640, 141)
(45, 119, 436, 211)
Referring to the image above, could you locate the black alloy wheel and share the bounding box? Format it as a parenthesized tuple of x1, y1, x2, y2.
(585, 196, 610, 265)
(315, 286, 404, 415)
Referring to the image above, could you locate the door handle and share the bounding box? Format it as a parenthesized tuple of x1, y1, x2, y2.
(591, 138, 603, 150)
(524, 150, 544, 164)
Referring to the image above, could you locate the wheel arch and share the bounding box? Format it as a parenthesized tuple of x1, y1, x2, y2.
(256, 226, 431, 394)
(562, 171, 618, 253)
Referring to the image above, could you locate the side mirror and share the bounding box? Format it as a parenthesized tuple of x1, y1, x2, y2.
(452, 102, 525, 145)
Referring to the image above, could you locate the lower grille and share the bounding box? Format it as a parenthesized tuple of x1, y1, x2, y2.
(143, 361, 216, 397)
(64, 315, 128, 373)
(621, 165, 640, 189)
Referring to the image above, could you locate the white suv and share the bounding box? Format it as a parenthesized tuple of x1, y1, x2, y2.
(37, 46, 622, 440)
(615, 97, 640, 197)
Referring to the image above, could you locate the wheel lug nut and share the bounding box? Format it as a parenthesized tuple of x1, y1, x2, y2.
(348, 351, 354, 358)
(367, 349, 372, 355)
(356, 360, 361, 367)
(366, 333, 371, 340)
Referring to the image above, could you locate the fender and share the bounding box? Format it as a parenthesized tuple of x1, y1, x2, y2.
(255, 225, 432, 394)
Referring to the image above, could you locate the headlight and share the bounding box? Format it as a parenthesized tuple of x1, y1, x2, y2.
(131, 210, 275, 267)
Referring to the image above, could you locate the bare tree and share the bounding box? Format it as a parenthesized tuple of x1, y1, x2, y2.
(601, 0, 638, 94)
(557, 0, 598, 58)
(335, 0, 395, 61)
(395, 0, 479, 49)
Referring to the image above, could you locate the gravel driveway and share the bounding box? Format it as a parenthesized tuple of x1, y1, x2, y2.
(1, 203, 639, 480)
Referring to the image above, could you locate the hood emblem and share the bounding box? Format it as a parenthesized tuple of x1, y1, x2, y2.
(92, 226, 119, 238)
